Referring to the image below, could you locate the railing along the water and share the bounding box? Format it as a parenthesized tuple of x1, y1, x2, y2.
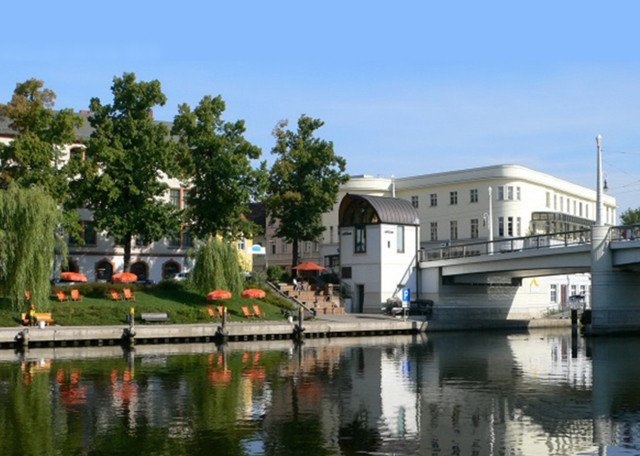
(420, 229, 591, 262)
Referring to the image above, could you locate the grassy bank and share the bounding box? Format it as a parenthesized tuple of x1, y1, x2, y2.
(0, 282, 294, 327)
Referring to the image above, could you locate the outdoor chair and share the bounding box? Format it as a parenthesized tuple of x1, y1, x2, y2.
(217, 306, 226, 317)
(207, 305, 218, 318)
(252, 305, 265, 318)
(56, 290, 69, 302)
(241, 306, 255, 318)
(110, 290, 122, 301)
(71, 289, 82, 302)
(123, 288, 136, 301)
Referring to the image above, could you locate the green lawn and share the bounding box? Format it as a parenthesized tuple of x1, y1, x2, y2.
(0, 283, 294, 327)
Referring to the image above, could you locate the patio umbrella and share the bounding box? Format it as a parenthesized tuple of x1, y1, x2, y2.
(60, 272, 88, 283)
(292, 261, 326, 271)
(207, 290, 233, 300)
(241, 289, 266, 299)
(112, 272, 138, 283)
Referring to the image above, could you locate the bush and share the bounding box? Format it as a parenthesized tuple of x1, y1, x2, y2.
(52, 282, 145, 299)
(320, 271, 339, 284)
(247, 269, 267, 285)
(267, 265, 288, 283)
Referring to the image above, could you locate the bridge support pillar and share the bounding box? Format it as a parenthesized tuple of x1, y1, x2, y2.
(590, 226, 640, 334)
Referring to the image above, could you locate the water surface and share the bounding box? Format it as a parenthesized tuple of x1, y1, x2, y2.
(1, 330, 639, 455)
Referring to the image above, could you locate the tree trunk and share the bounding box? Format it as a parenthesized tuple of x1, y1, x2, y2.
(123, 233, 132, 272)
(291, 239, 299, 276)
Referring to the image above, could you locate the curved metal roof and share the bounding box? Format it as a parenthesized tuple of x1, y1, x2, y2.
(339, 193, 420, 226)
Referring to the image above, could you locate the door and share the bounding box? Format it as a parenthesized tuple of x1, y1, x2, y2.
(356, 284, 365, 313)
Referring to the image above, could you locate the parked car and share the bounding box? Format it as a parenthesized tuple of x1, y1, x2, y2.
(171, 272, 189, 282)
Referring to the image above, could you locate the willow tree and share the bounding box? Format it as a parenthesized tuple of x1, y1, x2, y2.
(189, 237, 243, 295)
(0, 185, 61, 310)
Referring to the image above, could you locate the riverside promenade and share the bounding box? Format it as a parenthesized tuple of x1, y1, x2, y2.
(0, 314, 570, 349)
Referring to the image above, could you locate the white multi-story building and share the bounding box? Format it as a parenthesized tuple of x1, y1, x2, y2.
(322, 164, 617, 310)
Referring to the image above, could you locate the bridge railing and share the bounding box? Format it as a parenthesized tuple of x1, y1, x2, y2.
(610, 224, 640, 242)
(419, 229, 591, 262)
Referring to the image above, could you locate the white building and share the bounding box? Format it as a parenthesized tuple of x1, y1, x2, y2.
(324, 165, 617, 311)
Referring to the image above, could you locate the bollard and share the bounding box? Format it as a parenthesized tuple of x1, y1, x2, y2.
(571, 309, 578, 327)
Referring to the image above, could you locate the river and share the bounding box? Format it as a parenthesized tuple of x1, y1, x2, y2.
(0, 329, 639, 455)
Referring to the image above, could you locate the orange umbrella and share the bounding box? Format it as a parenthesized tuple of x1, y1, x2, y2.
(112, 272, 138, 283)
(241, 289, 266, 299)
(292, 261, 326, 271)
(60, 272, 88, 282)
(207, 290, 232, 300)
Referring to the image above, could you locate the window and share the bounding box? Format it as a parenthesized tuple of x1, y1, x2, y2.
(546, 192, 551, 208)
(554, 194, 557, 210)
(281, 242, 287, 254)
(162, 261, 180, 280)
(95, 260, 113, 281)
(573, 200, 577, 215)
(550, 284, 558, 303)
(237, 239, 246, 251)
(507, 186, 514, 200)
(341, 267, 352, 279)
(130, 261, 148, 281)
(470, 189, 478, 203)
(586, 205, 589, 219)
(470, 219, 479, 239)
(135, 235, 148, 247)
(168, 234, 181, 248)
(182, 189, 190, 208)
(430, 222, 438, 241)
(560, 196, 564, 212)
(497, 186, 505, 200)
(570, 285, 577, 296)
(450, 191, 458, 205)
(182, 229, 193, 248)
(498, 217, 504, 237)
(516, 187, 521, 200)
(69, 221, 97, 246)
(430, 193, 437, 207)
(580, 285, 586, 296)
(306, 241, 312, 253)
(507, 216, 513, 237)
(579, 202, 583, 217)
(170, 189, 181, 207)
(354, 225, 366, 253)
(516, 217, 522, 236)
(329, 226, 334, 243)
(450, 221, 458, 240)
(397, 226, 405, 253)
(411, 195, 419, 208)
(271, 243, 276, 255)
(314, 242, 319, 252)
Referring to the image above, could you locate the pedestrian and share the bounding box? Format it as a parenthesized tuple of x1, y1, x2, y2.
(28, 303, 37, 326)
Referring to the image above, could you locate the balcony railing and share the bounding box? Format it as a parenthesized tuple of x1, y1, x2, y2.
(610, 224, 640, 242)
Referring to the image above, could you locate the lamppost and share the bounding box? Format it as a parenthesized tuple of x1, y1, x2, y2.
(487, 186, 494, 254)
(596, 134, 604, 226)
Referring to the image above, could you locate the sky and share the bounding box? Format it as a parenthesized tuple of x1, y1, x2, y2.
(2, 0, 640, 213)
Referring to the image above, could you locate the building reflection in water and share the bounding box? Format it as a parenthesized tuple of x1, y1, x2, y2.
(2, 331, 640, 454)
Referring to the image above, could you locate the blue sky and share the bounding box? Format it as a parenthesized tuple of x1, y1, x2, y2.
(2, 1, 640, 212)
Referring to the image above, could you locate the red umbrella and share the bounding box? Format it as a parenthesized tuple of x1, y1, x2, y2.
(207, 290, 232, 300)
(292, 261, 326, 271)
(112, 272, 138, 283)
(241, 289, 266, 299)
(60, 272, 88, 282)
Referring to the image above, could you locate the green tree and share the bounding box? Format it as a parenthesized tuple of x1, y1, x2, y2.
(620, 208, 640, 225)
(80, 73, 181, 272)
(171, 95, 266, 241)
(0, 79, 83, 236)
(265, 115, 348, 271)
(0, 185, 61, 310)
(189, 237, 243, 294)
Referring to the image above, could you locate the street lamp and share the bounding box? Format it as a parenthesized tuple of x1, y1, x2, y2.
(487, 187, 494, 254)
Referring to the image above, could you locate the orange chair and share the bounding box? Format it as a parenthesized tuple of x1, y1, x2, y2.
(217, 306, 226, 317)
(207, 305, 218, 318)
(241, 306, 255, 318)
(71, 289, 82, 302)
(56, 290, 69, 302)
(123, 288, 135, 301)
(110, 290, 122, 301)
(252, 305, 265, 318)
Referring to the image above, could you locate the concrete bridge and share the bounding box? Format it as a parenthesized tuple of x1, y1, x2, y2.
(417, 225, 640, 334)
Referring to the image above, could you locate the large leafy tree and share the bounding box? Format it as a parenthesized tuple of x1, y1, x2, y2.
(265, 115, 348, 271)
(0, 79, 83, 234)
(80, 73, 181, 272)
(620, 208, 640, 225)
(171, 95, 266, 240)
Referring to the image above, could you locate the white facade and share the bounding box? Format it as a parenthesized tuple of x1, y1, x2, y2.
(324, 165, 616, 311)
